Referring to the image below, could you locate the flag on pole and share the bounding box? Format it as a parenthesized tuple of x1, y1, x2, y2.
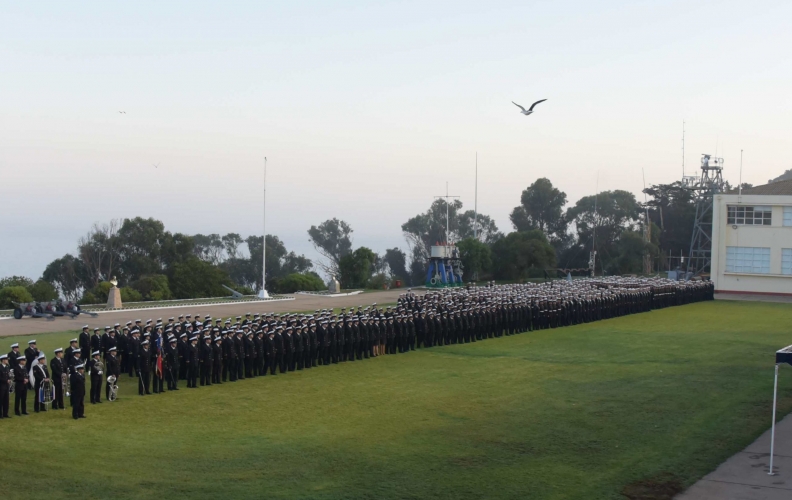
(156, 334, 163, 379)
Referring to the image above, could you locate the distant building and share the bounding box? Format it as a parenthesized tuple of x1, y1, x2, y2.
(711, 179, 792, 295)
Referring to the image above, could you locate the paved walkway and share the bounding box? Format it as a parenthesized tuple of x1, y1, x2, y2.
(0, 289, 405, 338)
(715, 293, 792, 304)
(677, 413, 792, 499)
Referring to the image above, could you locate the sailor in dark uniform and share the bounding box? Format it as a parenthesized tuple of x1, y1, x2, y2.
(79, 326, 91, 361)
(14, 356, 28, 416)
(0, 354, 10, 418)
(24, 340, 39, 369)
(165, 337, 179, 391)
(91, 328, 103, 356)
(31, 353, 50, 412)
(187, 336, 199, 388)
(138, 340, 152, 395)
(7, 343, 21, 372)
(87, 351, 103, 404)
(71, 363, 86, 419)
(212, 336, 223, 384)
(105, 347, 121, 400)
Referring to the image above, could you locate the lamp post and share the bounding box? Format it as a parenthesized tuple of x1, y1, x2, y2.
(258, 157, 269, 299)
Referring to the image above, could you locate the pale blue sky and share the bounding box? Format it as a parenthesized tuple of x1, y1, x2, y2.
(2, 1, 791, 279)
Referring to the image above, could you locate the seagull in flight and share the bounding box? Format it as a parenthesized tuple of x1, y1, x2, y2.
(119, 111, 126, 114)
(153, 163, 159, 168)
(512, 99, 546, 116)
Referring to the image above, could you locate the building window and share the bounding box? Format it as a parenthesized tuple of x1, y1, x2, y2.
(726, 246, 771, 274)
(784, 207, 792, 227)
(783, 249, 792, 275)
(727, 205, 772, 225)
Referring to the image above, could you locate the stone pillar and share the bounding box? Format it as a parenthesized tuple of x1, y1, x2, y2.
(107, 286, 122, 309)
(328, 276, 341, 293)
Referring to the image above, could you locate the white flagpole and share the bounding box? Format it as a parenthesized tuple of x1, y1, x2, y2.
(258, 157, 269, 299)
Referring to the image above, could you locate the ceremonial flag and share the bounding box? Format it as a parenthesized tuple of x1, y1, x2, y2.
(156, 334, 163, 378)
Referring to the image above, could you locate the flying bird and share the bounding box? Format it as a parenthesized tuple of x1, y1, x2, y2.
(153, 163, 159, 168)
(118, 111, 126, 114)
(512, 99, 546, 116)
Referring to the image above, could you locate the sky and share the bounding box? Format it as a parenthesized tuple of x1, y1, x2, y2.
(2, 0, 791, 280)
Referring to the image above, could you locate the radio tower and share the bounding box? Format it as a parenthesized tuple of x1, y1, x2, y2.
(686, 154, 725, 277)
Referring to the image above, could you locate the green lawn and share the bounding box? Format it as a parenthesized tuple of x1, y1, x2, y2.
(2, 300, 791, 500)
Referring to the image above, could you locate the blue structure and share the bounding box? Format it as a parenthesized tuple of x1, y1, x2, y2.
(425, 245, 464, 287)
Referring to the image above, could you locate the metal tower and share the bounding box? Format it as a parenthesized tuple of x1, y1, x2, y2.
(686, 154, 725, 277)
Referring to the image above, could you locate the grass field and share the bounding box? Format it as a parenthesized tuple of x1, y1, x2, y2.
(1, 300, 791, 500)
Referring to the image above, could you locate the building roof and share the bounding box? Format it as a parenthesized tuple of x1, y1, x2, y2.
(741, 179, 792, 196)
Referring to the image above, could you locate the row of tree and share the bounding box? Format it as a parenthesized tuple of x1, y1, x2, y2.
(33, 218, 324, 303)
(303, 177, 707, 285)
(4, 177, 705, 305)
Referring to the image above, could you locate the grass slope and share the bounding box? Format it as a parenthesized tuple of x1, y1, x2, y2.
(1, 300, 791, 500)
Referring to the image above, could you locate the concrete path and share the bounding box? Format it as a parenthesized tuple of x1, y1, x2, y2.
(677, 413, 792, 499)
(715, 293, 792, 304)
(0, 289, 405, 338)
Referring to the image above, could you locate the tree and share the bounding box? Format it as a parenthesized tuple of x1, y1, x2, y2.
(384, 248, 409, 281)
(612, 230, 659, 275)
(456, 238, 492, 281)
(642, 181, 696, 259)
(168, 257, 231, 299)
(0, 276, 34, 289)
(131, 274, 173, 301)
(161, 233, 197, 269)
(0, 286, 34, 308)
(222, 233, 244, 260)
(491, 230, 556, 281)
(244, 235, 313, 291)
(77, 219, 121, 286)
(457, 211, 502, 244)
(307, 219, 353, 276)
(42, 254, 89, 301)
(402, 199, 500, 283)
(510, 178, 568, 237)
(566, 190, 642, 274)
(115, 217, 169, 282)
(338, 247, 377, 289)
(193, 233, 224, 264)
(28, 280, 58, 302)
(402, 199, 463, 262)
(275, 273, 325, 293)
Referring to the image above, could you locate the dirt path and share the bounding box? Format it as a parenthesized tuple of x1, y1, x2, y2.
(0, 290, 406, 338)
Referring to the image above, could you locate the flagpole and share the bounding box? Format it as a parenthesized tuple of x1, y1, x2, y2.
(258, 157, 269, 299)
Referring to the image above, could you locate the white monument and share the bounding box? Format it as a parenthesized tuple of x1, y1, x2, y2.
(107, 276, 122, 309)
(328, 275, 341, 294)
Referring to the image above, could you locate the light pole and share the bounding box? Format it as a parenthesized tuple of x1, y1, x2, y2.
(258, 157, 269, 299)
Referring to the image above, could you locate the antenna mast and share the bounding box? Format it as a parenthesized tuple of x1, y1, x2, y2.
(434, 183, 460, 245)
(682, 120, 686, 178)
(686, 154, 725, 277)
(474, 152, 478, 240)
(739, 149, 744, 197)
(589, 173, 599, 277)
(642, 169, 652, 274)
(258, 157, 269, 299)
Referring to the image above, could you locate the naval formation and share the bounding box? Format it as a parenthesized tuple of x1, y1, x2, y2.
(0, 277, 714, 420)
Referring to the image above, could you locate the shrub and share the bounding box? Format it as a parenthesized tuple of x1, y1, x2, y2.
(28, 280, 59, 302)
(366, 273, 388, 290)
(168, 257, 231, 299)
(0, 286, 35, 308)
(79, 292, 98, 305)
(131, 274, 173, 301)
(90, 282, 114, 303)
(233, 285, 256, 295)
(0, 276, 34, 289)
(121, 287, 143, 302)
(276, 273, 325, 293)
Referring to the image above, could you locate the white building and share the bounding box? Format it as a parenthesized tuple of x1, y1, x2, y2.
(711, 179, 792, 295)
